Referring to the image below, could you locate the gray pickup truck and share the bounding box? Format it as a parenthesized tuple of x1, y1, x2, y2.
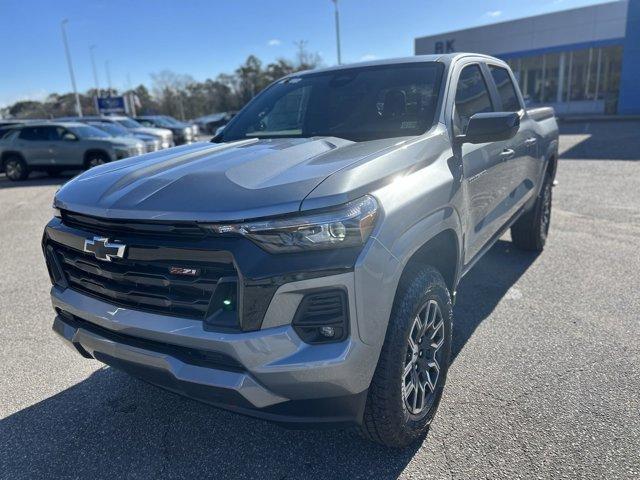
(1, 122, 145, 180)
(43, 54, 558, 447)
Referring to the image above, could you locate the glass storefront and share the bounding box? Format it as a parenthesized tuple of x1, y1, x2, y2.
(506, 45, 623, 114)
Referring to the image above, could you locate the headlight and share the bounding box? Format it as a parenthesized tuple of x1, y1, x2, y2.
(204, 195, 379, 253)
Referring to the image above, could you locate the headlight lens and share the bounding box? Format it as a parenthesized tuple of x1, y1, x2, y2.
(204, 195, 379, 253)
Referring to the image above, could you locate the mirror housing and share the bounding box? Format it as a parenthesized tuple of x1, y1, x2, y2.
(458, 112, 520, 144)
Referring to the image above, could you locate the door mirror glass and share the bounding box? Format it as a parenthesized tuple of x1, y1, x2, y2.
(460, 112, 519, 144)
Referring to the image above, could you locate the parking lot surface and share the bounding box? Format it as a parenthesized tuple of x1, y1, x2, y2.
(1, 121, 638, 479)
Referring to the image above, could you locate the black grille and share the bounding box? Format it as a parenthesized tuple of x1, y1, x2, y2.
(49, 242, 236, 320)
(61, 211, 205, 239)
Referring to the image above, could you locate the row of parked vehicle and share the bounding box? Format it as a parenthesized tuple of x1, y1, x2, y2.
(0, 114, 200, 181)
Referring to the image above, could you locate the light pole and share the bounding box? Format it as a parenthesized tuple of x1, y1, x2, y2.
(332, 0, 342, 65)
(89, 45, 100, 114)
(89, 45, 100, 93)
(105, 60, 112, 94)
(60, 19, 82, 117)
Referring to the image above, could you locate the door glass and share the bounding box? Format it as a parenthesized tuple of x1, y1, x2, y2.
(454, 64, 494, 133)
(19, 127, 48, 141)
(488, 66, 521, 112)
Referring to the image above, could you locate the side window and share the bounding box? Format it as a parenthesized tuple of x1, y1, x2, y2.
(46, 126, 64, 141)
(489, 65, 521, 112)
(248, 85, 311, 135)
(19, 127, 48, 141)
(454, 64, 493, 133)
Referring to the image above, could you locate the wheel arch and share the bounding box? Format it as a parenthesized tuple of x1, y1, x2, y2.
(397, 229, 460, 296)
(1, 150, 26, 166)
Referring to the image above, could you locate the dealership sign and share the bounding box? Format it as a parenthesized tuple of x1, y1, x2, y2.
(95, 96, 126, 114)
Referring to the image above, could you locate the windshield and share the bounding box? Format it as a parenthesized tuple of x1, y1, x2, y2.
(221, 62, 444, 143)
(90, 122, 131, 136)
(116, 118, 143, 129)
(69, 125, 111, 139)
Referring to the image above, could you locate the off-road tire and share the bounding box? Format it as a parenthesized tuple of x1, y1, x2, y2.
(360, 265, 452, 447)
(511, 172, 553, 251)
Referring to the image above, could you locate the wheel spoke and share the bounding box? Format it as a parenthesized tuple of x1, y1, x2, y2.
(403, 361, 414, 381)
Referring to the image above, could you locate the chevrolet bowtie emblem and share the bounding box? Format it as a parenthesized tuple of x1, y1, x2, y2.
(83, 236, 126, 262)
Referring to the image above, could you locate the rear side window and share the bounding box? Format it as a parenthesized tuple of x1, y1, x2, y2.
(454, 65, 493, 133)
(19, 127, 48, 141)
(489, 65, 521, 112)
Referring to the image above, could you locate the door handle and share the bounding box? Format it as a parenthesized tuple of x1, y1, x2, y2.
(524, 137, 537, 146)
(500, 148, 515, 160)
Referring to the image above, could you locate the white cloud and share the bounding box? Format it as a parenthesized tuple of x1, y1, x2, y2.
(360, 54, 377, 61)
(486, 10, 502, 17)
(267, 39, 282, 47)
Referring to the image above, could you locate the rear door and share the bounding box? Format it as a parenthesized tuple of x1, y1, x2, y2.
(15, 126, 52, 165)
(486, 63, 539, 218)
(450, 62, 504, 263)
(48, 126, 83, 166)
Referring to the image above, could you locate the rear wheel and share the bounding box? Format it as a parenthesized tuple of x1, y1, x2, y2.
(85, 152, 108, 169)
(511, 172, 553, 251)
(4, 155, 29, 181)
(360, 265, 452, 447)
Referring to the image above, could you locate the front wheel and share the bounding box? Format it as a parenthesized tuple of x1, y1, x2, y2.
(360, 265, 452, 447)
(511, 172, 553, 251)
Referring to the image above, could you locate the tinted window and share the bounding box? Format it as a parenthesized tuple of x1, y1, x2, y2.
(19, 126, 49, 141)
(454, 65, 493, 133)
(222, 62, 444, 142)
(489, 65, 521, 112)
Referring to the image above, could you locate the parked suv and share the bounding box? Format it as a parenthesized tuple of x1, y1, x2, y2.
(43, 55, 558, 447)
(1, 122, 145, 180)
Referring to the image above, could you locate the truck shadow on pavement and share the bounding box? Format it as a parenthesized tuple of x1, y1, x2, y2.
(1, 240, 539, 479)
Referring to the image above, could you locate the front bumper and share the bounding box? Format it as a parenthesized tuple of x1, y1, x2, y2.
(51, 274, 374, 426)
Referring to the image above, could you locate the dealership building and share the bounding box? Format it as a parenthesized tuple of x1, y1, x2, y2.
(415, 0, 640, 115)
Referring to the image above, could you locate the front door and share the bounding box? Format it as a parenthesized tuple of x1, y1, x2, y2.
(453, 63, 505, 263)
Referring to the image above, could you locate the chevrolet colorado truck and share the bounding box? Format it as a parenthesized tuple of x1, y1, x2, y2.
(43, 54, 558, 447)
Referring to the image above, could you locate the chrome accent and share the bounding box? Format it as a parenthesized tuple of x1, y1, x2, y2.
(82, 236, 126, 262)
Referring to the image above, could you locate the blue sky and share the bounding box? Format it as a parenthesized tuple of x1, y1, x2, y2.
(0, 0, 613, 107)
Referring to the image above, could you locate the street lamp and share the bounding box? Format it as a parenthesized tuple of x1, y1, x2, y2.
(332, 0, 342, 65)
(89, 45, 100, 93)
(60, 19, 82, 117)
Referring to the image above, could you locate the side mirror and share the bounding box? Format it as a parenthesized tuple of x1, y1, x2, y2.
(62, 133, 78, 141)
(458, 112, 520, 144)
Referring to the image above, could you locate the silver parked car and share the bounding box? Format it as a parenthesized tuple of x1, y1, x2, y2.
(0, 122, 145, 181)
(87, 121, 162, 153)
(61, 116, 174, 149)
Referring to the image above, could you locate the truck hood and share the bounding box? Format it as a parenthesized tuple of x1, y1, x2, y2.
(54, 136, 410, 222)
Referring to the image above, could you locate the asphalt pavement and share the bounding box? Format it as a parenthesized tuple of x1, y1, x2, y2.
(0, 121, 638, 479)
